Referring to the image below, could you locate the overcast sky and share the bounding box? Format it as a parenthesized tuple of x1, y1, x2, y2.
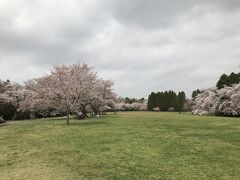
(0, 0, 239, 98)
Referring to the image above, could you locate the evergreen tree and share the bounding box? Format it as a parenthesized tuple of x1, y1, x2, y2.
(228, 72, 240, 85)
(178, 91, 186, 111)
(192, 89, 201, 99)
(156, 92, 161, 109)
(162, 91, 168, 111)
(216, 72, 240, 89)
(147, 92, 157, 110)
(217, 74, 229, 89)
(0, 102, 17, 120)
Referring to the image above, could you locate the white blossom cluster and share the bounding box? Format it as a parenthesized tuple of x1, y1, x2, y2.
(115, 101, 148, 111)
(192, 83, 240, 116)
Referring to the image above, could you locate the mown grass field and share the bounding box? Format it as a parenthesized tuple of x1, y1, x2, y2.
(0, 112, 239, 179)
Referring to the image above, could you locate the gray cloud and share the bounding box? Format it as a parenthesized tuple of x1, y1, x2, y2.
(0, 0, 240, 98)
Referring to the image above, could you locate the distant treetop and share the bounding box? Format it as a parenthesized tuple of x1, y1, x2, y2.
(216, 72, 240, 89)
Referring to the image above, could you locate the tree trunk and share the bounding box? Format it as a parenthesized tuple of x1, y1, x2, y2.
(91, 105, 99, 115)
(67, 111, 70, 125)
(82, 107, 88, 118)
(30, 112, 36, 119)
(11, 112, 17, 120)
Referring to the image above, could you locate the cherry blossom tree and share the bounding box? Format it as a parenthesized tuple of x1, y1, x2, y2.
(23, 63, 116, 124)
(218, 83, 240, 116)
(115, 98, 148, 111)
(29, 64, 98, 124)
(139, 100, 148, 111)
(192, 83, 240, 116)
(80, 79, 116, 115)
(0, 64, 116, 122)
(0, 81, 26, 119)
(18, 80, 56, 118)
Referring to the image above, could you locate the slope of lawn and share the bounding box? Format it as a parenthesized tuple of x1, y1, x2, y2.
(0, 112, 239, 179)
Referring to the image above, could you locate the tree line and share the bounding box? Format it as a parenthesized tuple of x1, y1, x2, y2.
(124, 97, 145, 104)
(147, 91, 186, 111)
(115, 97, 147, 111)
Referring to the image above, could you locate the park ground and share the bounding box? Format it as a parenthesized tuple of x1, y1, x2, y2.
(0, 112, 239, 179)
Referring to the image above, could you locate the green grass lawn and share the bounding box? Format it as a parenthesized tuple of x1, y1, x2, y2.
(0, 112, 239, 180)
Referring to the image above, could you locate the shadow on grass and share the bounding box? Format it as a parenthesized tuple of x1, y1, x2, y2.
(62, 119, 107, 127)
(100, 115, 121, 119)
(0, 124, 7, 127)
